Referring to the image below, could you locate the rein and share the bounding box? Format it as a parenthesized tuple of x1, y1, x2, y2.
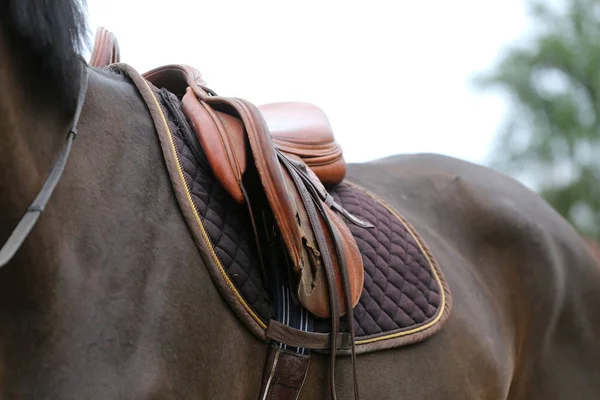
(0, 64, 89, 269)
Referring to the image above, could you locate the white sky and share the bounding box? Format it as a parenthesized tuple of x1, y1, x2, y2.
(85, 0, 531, 164)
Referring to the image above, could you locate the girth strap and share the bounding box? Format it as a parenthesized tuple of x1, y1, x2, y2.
(265, 320, 352, 351)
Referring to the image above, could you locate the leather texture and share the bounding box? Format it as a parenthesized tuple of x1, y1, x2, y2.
(288, 163, 364, 318)
(181, 88, 248, 204)
(88, 27, 120, 68)
(259, 345, 310, 400)
(143, 64, 207, 97)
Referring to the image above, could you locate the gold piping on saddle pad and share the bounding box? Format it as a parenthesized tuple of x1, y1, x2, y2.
(90, 27, 377, 400)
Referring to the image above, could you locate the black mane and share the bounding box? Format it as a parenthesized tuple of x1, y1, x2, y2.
(0, 0, 89, 108)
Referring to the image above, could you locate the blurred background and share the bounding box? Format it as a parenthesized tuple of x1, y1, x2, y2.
(84, 0, 600, 241)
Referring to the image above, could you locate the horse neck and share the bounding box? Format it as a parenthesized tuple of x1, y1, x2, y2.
(0, 30, 261, 396)
(0, 33, 73, 253)
(0, 57, 158, 387)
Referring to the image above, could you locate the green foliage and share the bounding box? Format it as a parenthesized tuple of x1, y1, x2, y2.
(474, 0, 600, 238)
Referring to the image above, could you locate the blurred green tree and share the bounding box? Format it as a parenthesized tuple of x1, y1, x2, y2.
(474, 0, 600, 238)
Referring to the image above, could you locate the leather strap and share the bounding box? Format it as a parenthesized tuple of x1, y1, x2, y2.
(0, 64, 89, 269)
(259, 345, 310, 400)
(279, 152, 352, 399)
(266, 320, 351, 350)
(279, 152, 361, 399)
(283, 155, 373, 229)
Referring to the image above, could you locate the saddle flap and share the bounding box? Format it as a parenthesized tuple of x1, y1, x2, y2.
(181, 88, 247, 204)
(183, 92, 305, 270)
(213, 97, 306, 270)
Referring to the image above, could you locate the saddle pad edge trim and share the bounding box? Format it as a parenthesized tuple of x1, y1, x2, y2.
(125, 69, 270, 338)
(142, 78, 268, 332)
(344, 181, 453, 348)
(144, 80, 267, 328)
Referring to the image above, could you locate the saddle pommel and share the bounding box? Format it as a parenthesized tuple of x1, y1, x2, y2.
(88, 27, 120, 68)
(143, 64, 207, 97)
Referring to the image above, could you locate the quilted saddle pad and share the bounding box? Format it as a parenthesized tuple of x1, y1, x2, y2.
(115, 64, 453, 355)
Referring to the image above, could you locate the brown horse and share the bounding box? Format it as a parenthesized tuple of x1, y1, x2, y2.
(1, 1, 600, 399)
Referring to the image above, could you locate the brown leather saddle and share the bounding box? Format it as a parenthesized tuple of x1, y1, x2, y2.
(90, 27, 374, 400)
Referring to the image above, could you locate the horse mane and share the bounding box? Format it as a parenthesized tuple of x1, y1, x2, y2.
(0, 0, 89, 108)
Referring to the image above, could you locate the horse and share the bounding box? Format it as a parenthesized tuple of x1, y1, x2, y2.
(1, 1, 600, 399)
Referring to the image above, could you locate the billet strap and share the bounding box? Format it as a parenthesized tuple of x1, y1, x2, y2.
(279, 154, 341, 399)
